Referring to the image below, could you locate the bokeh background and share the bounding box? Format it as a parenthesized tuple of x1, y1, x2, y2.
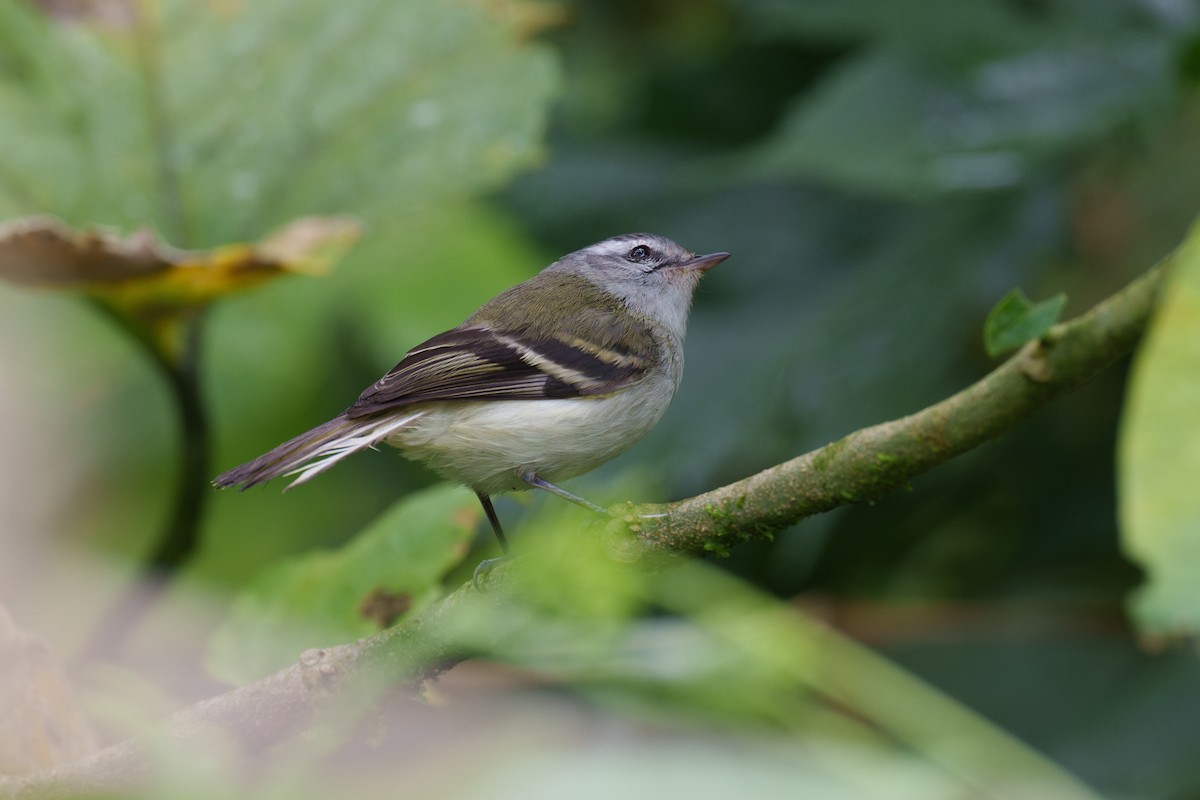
(2, 0, 1200, 797)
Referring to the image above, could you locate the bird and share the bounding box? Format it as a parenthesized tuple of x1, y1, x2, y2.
(214, 233, 729, 557)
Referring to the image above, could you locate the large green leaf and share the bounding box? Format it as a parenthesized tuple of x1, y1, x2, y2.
(0, 0, 558, 246)
(739, 0, 1178, 196)
(1119, 220, 1200, 636)
(206, 484, 477, 684)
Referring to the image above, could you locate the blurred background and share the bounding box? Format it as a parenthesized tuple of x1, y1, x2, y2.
(2, 0, 1200, 797)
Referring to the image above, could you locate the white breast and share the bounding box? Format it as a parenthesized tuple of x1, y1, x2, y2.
(387, 372, 678, 496)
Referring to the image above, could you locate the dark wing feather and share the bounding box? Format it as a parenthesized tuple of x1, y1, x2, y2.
(346, 325, 649, 418)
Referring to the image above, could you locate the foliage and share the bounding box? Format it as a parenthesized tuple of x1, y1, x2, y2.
(207, 485, 477, 684)
(740, 0, 1181, 196)
(983, 288, 1067, 356)
(0, 0, 557, 245)
(1120, 220, 1200, 636)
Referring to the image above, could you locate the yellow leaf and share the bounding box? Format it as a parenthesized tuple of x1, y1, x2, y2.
(0, 215, 362, 308)
(254, 216, 366, 277)
(0, 215, 362, 364)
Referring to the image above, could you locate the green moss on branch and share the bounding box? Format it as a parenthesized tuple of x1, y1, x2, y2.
(611, 261, 1167, 557)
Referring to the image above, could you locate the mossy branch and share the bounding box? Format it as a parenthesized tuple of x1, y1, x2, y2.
(609, 260, 1166, 558)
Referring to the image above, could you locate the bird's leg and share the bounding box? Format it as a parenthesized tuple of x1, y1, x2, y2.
(518, 470, 607, 515)
(472, 492, 510, 589)
(472, 476, 611, 590)
(476, 492, 510, 554)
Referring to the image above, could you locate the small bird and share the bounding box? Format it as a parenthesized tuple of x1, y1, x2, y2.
(214, 233, 729, 555)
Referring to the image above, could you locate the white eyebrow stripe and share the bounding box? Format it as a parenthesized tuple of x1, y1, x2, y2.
(585, 242, 627, 258)
(584, 236, 654, 259)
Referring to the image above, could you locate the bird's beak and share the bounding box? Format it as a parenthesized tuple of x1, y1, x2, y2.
(671, 251, 730, 273)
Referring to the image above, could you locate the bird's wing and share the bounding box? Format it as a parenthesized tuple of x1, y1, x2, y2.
(345, 323, 653, 418)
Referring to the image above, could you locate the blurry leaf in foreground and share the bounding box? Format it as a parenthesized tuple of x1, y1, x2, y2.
(448, 544, 1100, 799)
(416, 499, 1098, 798)
(0, 0, 559, 245)
(504, 501, 649, 624)
(1119, 220, 1200, 637)
(0, 214, 361, 361)
(0, 603, 98, 775)
(644, 565, 1099, 799)
(206, 484, 477, 685)
(983, 288, 1067, 357)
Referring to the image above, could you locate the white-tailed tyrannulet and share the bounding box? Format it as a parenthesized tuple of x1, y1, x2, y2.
(214, 233, 729, 553)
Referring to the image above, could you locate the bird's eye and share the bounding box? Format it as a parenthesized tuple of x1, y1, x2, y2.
(627, 245, 653, 262)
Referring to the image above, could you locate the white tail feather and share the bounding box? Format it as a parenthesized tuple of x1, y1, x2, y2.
(282, 411, 423, 489)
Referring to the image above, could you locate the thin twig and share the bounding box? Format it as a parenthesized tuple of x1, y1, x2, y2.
(76, 303, 211, 662)
(146, 311, 211, 571)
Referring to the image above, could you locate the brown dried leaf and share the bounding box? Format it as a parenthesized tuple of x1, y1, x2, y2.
(0, 215, 361, 363)
(0, 215, 362, 304)
(0, 216, 175, 286)
(255, 216, 366, 277)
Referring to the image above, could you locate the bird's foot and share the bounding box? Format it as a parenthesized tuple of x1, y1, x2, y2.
(472, 555, 510, 591)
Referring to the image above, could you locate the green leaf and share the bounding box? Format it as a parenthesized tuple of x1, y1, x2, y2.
(443, 552, 1101, 798)
(738, 0, 1036, 54)
(739, 3, 1179, 197)
(0, 0, 558, 246)
(205, 484, 477, 684)
(1119, 221, 1200, 637)
(983, 288, 1067, 357)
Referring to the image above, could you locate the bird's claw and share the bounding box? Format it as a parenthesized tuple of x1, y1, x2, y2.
(472, 555, 510, 591)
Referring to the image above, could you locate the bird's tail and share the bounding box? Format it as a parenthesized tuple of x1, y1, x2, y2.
(213, 410, 423, 491)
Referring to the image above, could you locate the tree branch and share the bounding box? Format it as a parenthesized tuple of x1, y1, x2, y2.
(609, 260, 1166, 559)
(1, 260, 1165, 798)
